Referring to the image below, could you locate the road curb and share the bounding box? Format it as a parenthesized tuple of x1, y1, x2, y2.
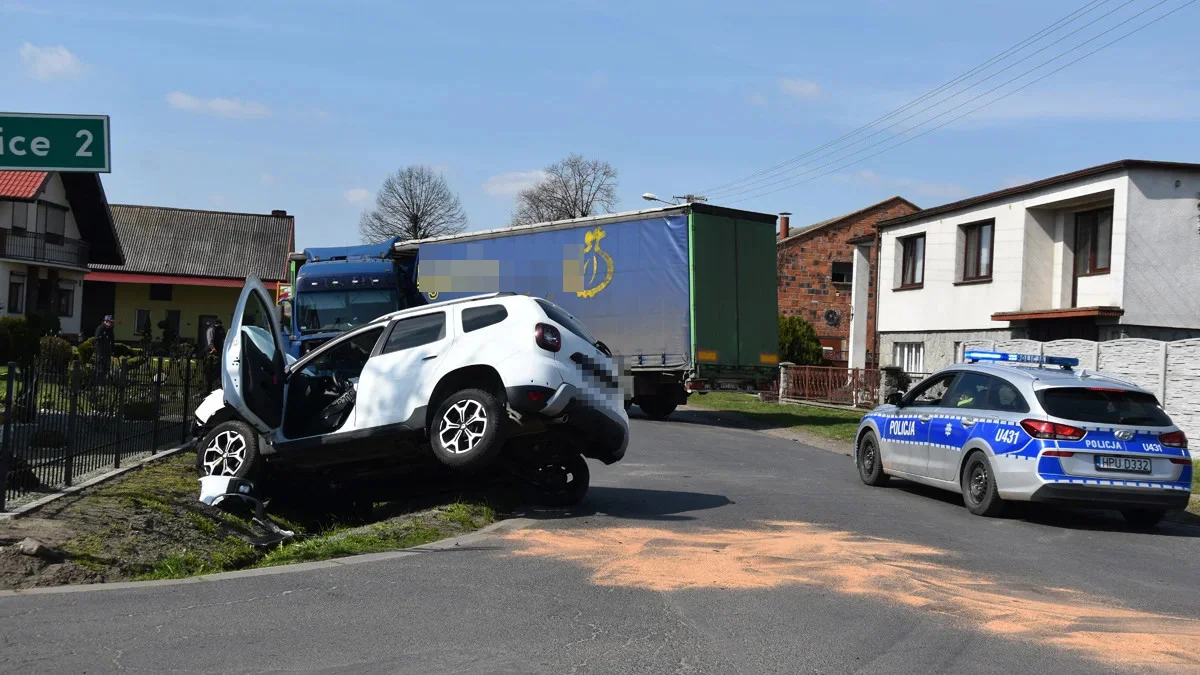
(0, 517, 537, 597)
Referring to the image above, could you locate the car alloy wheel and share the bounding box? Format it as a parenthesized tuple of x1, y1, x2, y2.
(438, 399, 489, 455)
(967, 462, 989, 506)
(201, 429, 246, 476)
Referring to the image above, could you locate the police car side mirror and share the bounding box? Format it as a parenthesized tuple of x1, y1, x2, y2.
(885, 393, 903, 406)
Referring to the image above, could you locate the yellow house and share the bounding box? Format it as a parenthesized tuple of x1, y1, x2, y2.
(84, 205, 294, 347)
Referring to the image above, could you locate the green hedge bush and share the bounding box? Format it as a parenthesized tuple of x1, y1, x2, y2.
(778, 314, 824, 366)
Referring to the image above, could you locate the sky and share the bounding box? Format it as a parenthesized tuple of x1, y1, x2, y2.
(3, 0, 1198, 249)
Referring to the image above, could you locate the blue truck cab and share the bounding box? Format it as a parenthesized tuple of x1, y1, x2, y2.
(281, 238, 424, 357)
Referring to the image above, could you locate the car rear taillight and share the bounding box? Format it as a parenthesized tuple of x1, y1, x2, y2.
(1021, 419, 1086, 441)
(1169, 457, 1191, 465)
(1159, 430, 1188, 449)
(535, 323, 561, 353)
(1042, 450, 1075, 458)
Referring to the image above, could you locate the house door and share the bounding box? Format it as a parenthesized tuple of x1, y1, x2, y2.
(198, 315, 218, 350)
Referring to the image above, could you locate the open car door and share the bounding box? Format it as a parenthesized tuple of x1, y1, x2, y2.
(223, 276, 287, 433)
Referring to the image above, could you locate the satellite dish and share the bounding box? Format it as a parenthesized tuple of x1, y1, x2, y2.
(824, 309, 842, 327)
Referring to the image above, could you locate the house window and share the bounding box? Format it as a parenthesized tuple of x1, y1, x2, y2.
(893, 342, 924, 373)
(38, 203, 67, 245)
(831, 261, 853, 284)
(7, 274, 25, 314)
(149, 284, 173, 301)
(1074, 207, 1112, 276)
(56, 285, 75, 317)
(135, 309, 152, 335)
(961, 219, 994, 281)
(899, 234, 925, 288)
(11, 204, 28, 233)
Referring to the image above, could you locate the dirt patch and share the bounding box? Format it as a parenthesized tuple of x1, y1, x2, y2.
(507, 522, 1200, 672)
(0, 453, 496, 589)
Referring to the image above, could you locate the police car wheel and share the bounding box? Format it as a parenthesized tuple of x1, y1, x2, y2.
(856, 431, 889, 487)
(961, 452, 1005, 517)
(1121, 508, 1166, 530)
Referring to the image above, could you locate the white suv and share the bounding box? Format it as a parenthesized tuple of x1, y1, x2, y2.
(192, 277, 629, 505)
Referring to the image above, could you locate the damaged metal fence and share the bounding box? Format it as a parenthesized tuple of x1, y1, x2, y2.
(0, 355, 221, 511)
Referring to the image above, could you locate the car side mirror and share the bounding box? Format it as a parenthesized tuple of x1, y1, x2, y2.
(885, 392, 903, 406)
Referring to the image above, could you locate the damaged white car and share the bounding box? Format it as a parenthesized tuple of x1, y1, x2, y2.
(191, 277, 629, 506)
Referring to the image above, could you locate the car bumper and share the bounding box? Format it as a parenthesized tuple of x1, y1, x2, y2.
(1029, 484, 1191, 510)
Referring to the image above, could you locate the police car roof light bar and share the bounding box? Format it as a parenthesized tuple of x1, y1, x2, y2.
(963, 350, 1078, 370)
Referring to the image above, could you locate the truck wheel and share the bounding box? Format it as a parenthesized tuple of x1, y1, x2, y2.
(523, 453, 590, 507)
(196, 420, 262, 479)
(637, 395, 677, 420)
(430, 388, 506, 470)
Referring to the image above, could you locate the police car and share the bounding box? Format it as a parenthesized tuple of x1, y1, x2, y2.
(854, 351, 1192, 527)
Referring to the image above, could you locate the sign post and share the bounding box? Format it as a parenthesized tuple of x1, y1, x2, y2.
(0, 113, 110, 172)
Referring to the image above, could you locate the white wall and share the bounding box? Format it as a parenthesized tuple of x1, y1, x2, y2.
(877, 174, 1129, 333)
(1122, 167, 1200, 330)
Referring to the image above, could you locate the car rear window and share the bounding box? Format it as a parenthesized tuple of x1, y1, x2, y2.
(1036, 387, 1173, 426)
(535, 299, 595, 343)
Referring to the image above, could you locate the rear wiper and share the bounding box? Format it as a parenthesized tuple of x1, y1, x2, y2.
(594, 340, 612, 357)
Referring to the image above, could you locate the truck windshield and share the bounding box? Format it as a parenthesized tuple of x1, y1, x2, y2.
(296, 289, 397, 334)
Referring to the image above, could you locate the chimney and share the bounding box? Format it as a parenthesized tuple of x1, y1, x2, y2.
(779, 212, 791, 240)
(271, 209, 288, 217)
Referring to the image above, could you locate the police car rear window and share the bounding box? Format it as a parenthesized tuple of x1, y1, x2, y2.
(1036, 388, 1172, 426)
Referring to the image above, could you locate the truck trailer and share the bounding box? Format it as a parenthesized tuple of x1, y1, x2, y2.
(400, 203, 780, 419)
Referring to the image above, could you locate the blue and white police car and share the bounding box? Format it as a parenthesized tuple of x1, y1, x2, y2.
(854, 351, 1192, 528)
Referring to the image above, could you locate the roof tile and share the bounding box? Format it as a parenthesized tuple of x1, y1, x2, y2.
(91, 205, 294, 281)
(0, 171, 48, 199)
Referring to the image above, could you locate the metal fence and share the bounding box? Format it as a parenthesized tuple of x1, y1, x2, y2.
(0, 355, 220, 510)
(780, 366, 882, 408)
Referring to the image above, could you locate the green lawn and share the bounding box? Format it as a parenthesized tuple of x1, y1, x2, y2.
(688, 392, 865, 443)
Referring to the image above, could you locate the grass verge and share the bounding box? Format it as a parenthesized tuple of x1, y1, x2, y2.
(688, 392, 865, 443)
(0, 453, 498, 589)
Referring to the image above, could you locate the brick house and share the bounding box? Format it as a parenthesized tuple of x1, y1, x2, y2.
(777, 196, 919, 366)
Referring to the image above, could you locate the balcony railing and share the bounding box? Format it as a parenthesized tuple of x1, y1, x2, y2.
(0, 229, 89, 268)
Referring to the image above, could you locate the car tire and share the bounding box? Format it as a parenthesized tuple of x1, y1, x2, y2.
(196, 420, 262, 479)
(523, 453, 590, 507)
(637, 394, 677, 420)
(961, 452, 1005, 517)
(856, 431, 889, 487)
(1121, 508, 1166, 530)
(430, 388, 506, 470)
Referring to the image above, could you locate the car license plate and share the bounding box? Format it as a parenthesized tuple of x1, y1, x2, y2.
(1094, 455, 1152, 474)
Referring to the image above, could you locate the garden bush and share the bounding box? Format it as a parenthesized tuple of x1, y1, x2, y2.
(778, 314, 824, 366)
(39, 336, 73, 368)
(0, 316, 37, 364)
(77, 337, 95, 363)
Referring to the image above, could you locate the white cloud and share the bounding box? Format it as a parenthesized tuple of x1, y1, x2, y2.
(748, 93, 768, 106)
(483, 170, 548, 197)
(343, 187, 371, 204)
(779, 78, 820, 101)
(166, 91, 270, 119)
(19, 42, 84, 81)
(260, 173, 277, 185)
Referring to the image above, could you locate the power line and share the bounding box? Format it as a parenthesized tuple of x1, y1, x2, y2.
(708, 0, 1141, 199)
(699, 0, 1114, 196)
(726, 0, 1195, 205)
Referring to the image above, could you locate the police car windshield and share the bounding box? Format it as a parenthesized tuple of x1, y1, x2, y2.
(1036, 388, 1172, 426)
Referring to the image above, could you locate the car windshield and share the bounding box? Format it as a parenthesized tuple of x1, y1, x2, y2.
(1036, 387, 1173, 426)
(296, 289, 397, 334)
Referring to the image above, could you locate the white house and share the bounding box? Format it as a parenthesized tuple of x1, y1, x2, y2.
(871, 160, 1200, 373)
(0, 170, 125, 337)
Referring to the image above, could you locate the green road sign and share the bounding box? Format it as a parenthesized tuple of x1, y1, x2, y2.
(0, 113, 110, 172)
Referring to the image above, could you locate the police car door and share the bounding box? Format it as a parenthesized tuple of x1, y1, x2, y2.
(928, 371, 992, 482)
(888, 372, 958, 476)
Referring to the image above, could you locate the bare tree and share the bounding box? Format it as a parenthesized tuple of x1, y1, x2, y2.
(510, 154, 619, 226)
(359, 165, 468, 243)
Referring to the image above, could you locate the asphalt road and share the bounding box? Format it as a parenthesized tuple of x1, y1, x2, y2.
(2, 410, 1199, 674)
